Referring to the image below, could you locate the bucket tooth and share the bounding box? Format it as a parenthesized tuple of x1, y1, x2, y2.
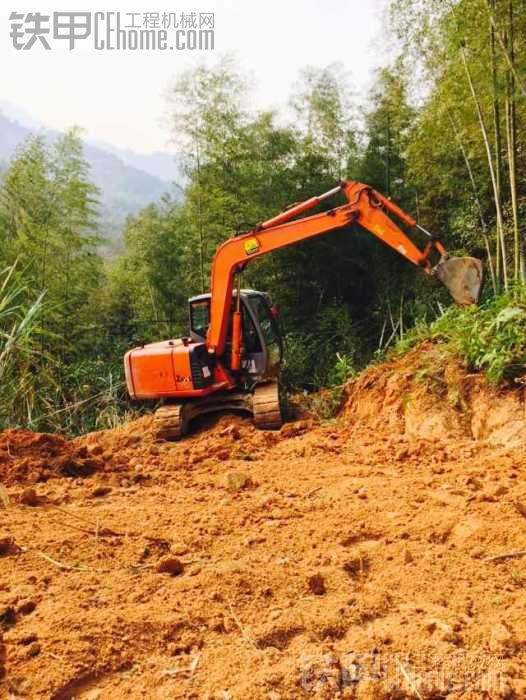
(434, 256, 483, 305)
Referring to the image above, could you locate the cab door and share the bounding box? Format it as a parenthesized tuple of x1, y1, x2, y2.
(244, 293, 282, 379)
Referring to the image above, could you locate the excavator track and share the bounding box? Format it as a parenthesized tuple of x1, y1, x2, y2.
(153, 403, 187, 440)
(253, 380, 282, 430)
(153, 382, 282, 441)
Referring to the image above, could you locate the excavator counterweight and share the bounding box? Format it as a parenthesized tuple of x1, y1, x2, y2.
(124, 180, 483, 439)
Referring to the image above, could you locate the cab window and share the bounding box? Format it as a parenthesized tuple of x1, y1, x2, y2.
(190, 300, 210, 338)
(242, 303, 262, 353)
(250, 295, 280, 348)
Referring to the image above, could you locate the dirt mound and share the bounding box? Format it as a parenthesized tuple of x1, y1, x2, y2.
(0, 430, 96, 486)
(1, 348, 526, 698)
(0, 425, 142, 487)
(342, 341, 526, 448)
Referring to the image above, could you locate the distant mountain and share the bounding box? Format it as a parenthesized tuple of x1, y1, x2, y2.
(0, 111, 30, 155)
(0, 100, 43, 130)
(0, 108, 183, 252)
(90, 139, 185, 185)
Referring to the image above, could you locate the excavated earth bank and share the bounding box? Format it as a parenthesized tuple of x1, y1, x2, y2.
(1, 342, 526, 699)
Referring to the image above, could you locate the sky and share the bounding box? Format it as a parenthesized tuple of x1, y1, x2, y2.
(1, 0, 389, 154)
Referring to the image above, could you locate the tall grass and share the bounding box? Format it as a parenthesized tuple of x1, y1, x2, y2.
(40, 359, 139, 435)
(0, 264, 137, 434)
(392, 287, 526, 385)
(0, 264, 47, 428)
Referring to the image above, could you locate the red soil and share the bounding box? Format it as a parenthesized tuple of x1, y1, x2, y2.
(1, 345, 526, 698)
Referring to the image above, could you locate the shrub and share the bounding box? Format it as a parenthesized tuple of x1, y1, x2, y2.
(0, 264, 137, 434)
(282, 303, 362, 391)
(392, 287, 526, 385)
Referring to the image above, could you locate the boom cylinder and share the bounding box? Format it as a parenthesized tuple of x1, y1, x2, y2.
(258, 185, 342, 230)
(230, 310, 242, 371)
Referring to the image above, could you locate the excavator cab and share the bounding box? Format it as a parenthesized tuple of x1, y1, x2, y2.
(189, 290, 283, 382)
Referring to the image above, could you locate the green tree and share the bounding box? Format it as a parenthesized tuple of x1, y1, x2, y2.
(358, 65, 415, 205)
(290, 63, 359, 179)
(0, 129, 110, 431)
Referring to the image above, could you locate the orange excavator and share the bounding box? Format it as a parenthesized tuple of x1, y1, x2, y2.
(124, 180, 483, 438)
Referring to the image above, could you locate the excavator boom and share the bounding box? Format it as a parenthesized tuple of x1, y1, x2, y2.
(206, 180, 483, 357)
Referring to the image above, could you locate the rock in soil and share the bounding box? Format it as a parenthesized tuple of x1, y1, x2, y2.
(307, 574, 326, 595)
(156, 557, 184, 576)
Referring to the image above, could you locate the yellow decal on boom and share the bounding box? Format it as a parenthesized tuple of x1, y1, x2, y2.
(244, 237, 260, 255)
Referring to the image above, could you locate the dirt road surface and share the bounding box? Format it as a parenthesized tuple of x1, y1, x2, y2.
(1, 345, 526, 699)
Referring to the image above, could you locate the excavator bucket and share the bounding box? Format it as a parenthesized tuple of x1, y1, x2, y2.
(434, 256, 484, 305)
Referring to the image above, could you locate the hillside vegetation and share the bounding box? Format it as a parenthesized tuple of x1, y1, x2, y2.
(393, 289, 526, 385)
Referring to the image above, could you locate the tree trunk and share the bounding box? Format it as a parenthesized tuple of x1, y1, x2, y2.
(485, 0, 526, 99)
(460, 44, 508, 290)
(489, 0, 503, 224)
(504, 0, 523, 283)
(445, 106, 497, 293)
(195, 146, 206, 294)
(385, 112, 391, 198)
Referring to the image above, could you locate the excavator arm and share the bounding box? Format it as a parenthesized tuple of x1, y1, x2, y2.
(206, 180, 483, 358)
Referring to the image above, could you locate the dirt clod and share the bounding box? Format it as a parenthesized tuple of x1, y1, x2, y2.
(224, 470, 253, 492)
(343, 556, 369, 578)
(91, 485, 112, 498)
(220, 424, 241, 440)
(156, 557, 184, 576)
(425, 618, 459, 643)
(25, 641, 41, 658)
(307, 574, 326, 595)
(0, 536, 17, 556)
(489, 623, 517, 656)
(513, 500, 526, 518)
(17, 600, 36, 616)
(19, 487, 40, 506)
(0, 606, 16, 630)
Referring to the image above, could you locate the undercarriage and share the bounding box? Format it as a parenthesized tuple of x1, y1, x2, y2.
(153, 380, 282, 440)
